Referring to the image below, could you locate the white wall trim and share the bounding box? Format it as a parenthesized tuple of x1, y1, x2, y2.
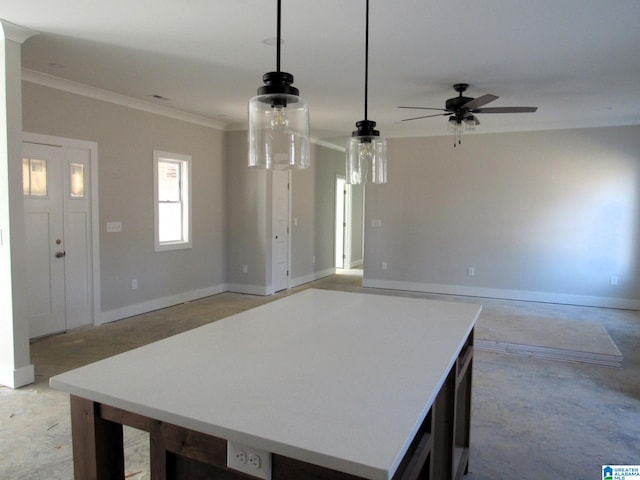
(98, 284, 227, 325)
(1, 20, 38, 44)
(0, 364, 35, 389)
(21, 68, 227, 131)
(291, 268, 336, 288)
(312, 138, 346, 152)
(362, 278, 640, 310)
(226, 284, 271, 296)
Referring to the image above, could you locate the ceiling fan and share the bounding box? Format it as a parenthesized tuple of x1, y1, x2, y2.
(398, 83, 538, 146)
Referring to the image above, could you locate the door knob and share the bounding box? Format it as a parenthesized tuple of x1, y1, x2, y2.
(55, 251, 66, 258)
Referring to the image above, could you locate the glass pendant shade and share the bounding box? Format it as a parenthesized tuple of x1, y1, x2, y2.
(248, 89, 310, 170)
(347, 136, 387, 185)
(347, 121, 387, 185)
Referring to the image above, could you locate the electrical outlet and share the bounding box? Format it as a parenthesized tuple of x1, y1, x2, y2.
(248, 453, 261, 469)
(610, 275, 618, 286)
(381, 261, 388, 271)
(242, 264, 248, 273)
(131, 278, 138, 290)
(235, 450, 247, 464)
(227, 441, 271, 480)
(468, 267, 475, 277)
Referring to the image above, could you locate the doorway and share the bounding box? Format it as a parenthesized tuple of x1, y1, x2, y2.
(335, 176, 365, 270)
(22, 135, 97, 338)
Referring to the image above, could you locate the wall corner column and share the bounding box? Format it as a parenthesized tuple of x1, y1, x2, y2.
(0, 19, 38, 388)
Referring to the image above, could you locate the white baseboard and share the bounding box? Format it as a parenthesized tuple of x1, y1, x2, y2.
(98, 270, 340, 325)
(228, 269, 336, 295)
(362, 278, 640, 310)
(291, 268, 336, 288)
(0, 363, 35, 389)
(226, 284, 271, 296)
(98, 284, 228, 325)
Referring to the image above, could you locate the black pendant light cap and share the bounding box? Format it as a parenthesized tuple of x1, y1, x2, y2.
(352, 119, 380, 139)
(257, 71, 300, 97)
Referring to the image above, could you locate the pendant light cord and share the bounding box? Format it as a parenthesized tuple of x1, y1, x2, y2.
(276, 0, 282, 73)
(364, 0, 369, 120)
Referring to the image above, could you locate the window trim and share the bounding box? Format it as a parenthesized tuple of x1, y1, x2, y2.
(153, 150, 192, 252)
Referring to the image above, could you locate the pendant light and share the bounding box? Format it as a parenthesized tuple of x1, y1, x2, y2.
(248, 0, 310, 170)
(346, 0, 387, 185)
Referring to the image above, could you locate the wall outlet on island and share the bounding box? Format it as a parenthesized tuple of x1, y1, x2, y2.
(227, 441, 271, 480)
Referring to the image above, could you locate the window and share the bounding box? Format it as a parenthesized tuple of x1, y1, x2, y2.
(70, 163, 85, 198)
(23, 157, 48, 196)
(154, 150, 192, 251)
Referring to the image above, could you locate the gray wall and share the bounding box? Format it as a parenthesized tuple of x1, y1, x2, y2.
(364, 126, 640, 308)
(22, 82, 226, 318)
(314, 146, 345, 274)
(226, 131, 342, 293)
(21, 80, 640, 311)
(225, 130, 270, 292)
(350, 183, 364, 266)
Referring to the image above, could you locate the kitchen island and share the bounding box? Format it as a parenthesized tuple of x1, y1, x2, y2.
(51, 289, 481, 480)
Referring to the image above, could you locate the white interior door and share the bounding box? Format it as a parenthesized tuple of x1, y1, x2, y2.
(23, 142, 92, 338)
(271, 170, 290, 293)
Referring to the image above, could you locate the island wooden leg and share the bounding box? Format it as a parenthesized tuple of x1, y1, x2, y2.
(70, 395, 124, 480)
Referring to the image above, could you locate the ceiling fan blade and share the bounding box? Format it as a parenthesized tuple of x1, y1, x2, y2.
(398, 106, 448, 111)
(401, 113, 450, 122)
(460, 94, 499, 110)
(473, 106, 538, 113)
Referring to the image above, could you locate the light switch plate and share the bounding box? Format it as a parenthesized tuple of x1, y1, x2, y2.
(106, 221, 122, 233)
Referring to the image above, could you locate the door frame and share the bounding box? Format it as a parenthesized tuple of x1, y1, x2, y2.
(22, 132, 101, 326)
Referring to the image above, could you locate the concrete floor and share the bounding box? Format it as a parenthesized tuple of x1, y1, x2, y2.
(1, 271, 639, 479)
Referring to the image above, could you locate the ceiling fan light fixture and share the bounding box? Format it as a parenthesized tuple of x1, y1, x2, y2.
(346, 0, 387, 185)
(399, 84, 537, 147)
(463, 114, 477, 130)
(248, 0, 310, 170)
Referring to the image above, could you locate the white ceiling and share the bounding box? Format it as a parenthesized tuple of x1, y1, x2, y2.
(3, 0, 640, 145)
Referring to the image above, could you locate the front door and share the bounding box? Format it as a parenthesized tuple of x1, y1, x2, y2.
(23, 141, 93, 338)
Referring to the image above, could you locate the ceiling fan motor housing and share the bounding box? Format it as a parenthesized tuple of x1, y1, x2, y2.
(446, 96, 473, 113)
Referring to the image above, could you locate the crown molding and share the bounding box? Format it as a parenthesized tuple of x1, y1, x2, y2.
(21, 68, 227, 130)
(1, 19, 38, 44)
(311, 138, 346, 152)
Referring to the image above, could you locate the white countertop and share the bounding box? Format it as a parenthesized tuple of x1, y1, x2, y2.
(51, 289, 481, 480)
